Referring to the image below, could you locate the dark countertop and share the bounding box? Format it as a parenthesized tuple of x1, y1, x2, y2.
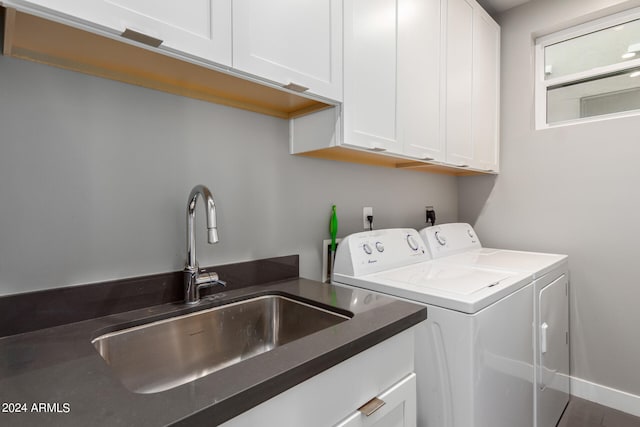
(0, 277, 427, 426)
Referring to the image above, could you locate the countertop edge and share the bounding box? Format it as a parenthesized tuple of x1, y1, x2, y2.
(0, 276, 427, 427)
(174, 307, 426, 426)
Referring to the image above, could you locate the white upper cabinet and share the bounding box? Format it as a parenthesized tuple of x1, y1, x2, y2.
(342, 0, 400, 153)
(291, 0, 500, 174)
(444, 0, 474, 167)
(5, 0, 232, 66)
(343, 0, 441, 156)
(232, 0, 342, 101)
(397, 0, 444, 162)
(6, 0, 499, 173)
(444, 0, 500, 171)
(471, 6, 500, 172)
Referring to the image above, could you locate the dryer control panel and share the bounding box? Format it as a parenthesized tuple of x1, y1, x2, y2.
(333, 229, 429, 277)
(420, 223, 482, 259)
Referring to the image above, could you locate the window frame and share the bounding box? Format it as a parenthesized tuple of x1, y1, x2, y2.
(535, 7, 640, 129)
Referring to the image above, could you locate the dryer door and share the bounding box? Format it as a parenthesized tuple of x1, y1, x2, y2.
(537, 274, 570, 427)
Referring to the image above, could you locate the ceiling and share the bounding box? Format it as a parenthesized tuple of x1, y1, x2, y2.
(476, 0, 532, 15)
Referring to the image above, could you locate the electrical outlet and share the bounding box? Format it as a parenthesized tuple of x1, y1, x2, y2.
(363, 207, 373, 230)
(426, 206, 436, 226)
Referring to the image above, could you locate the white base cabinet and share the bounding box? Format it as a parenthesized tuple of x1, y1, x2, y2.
(335, 373, 416, 427)
(220, 327, 417, 427)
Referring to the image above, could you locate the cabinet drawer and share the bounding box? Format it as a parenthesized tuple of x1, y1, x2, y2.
(221, 327, 416, 427)
(334, 373, 417, 427)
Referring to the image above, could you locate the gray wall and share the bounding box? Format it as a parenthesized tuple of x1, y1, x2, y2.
(459, 0, 640, 397)
(0, 54, 458, 296)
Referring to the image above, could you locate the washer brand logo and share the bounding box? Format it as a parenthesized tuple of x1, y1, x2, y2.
(367, 260, 377, 264)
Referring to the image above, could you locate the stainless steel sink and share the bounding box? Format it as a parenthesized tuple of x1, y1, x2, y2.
(92, 295, 351, 394)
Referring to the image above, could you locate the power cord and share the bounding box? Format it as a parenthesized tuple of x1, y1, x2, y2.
(367, 215, 373, 231)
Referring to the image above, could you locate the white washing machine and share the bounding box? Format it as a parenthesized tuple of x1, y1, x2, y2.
(419, 223, 570, 427)
(332, 229, 536, 427)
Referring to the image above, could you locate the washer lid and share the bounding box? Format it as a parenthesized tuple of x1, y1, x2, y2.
(334, 260, 532, 313)
(435, 248, 568, 278)
(372, 262, 511, 295)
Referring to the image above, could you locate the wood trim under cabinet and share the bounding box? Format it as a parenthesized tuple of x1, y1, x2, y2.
(296, 146, 485, 176)
(1, 8, 332, 119)
(2, 7, 15, 56)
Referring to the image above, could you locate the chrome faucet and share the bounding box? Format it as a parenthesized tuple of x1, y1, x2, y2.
(184, 185, 226, 304)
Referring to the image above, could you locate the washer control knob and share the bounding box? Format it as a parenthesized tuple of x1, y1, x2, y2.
(363, 243, 373, 255)
(435, 231, 447, 246)
(375, 242, 384, 253)
(467, 229, 475, 239)
(406, 235, 419, 251)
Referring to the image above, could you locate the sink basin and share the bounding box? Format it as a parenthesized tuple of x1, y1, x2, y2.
(92, 294, 351, 394)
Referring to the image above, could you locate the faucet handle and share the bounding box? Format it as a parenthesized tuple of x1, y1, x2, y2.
(195, 271, 226, 288)
(193, 272, 226, 302)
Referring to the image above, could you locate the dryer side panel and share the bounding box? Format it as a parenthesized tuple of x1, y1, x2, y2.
(537, 274, 570, 427)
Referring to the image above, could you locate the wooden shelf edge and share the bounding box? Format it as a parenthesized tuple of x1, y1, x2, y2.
(1, 8, 333, 120)
(2, 7, 15, 56)
(295, 146, 489, 176)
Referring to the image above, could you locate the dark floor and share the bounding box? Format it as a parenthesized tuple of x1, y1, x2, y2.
(558, 397, 640, 427)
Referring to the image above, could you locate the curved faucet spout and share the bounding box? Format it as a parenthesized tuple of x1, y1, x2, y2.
(184, 185, 224, 304)
(186, 185, 218, 269)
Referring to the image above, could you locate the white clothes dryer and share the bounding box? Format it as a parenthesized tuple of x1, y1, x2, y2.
(419, 223, 570, 427)
(332, 229, 535, 427)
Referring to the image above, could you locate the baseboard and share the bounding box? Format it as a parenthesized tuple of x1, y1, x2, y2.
(570, 376, 640, 417)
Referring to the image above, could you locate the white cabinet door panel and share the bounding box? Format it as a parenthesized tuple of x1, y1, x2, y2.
(472, 6, 500, 172)
(397, 0, 444, 161)
(444, 0, 500, 171)
(343, 0, 400, 152)
(104, 0, 231, 65)
(445, 0, 474, 167)
(5, 0, 232, 66)
(233, 0, 342, 100)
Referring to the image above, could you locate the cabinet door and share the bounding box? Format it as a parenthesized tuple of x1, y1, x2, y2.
(471, 6, 500, 172)
(220, 328, 415, 427)
(335, 373, 417, 427)
(102, 0, 231, 66)
(397, 0, 444, 162)
(445, 0, 500, 171)
(444, 0, 474, 168)
(5, 0, 232, 66)
(343, 0, 401, 153)
(232, 0, 342, 101)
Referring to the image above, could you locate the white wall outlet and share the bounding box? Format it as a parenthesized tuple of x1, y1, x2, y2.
(363, 206, 373, 230)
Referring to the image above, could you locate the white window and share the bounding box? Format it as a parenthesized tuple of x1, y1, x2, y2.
(535, 7, 640, 129)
